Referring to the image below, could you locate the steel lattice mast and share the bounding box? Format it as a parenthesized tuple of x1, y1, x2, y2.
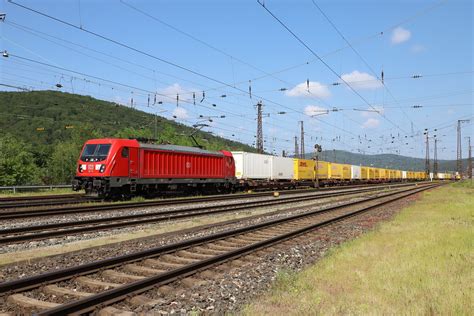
(256, 101, 263, 154)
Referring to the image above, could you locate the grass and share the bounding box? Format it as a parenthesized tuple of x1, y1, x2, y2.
(243, 181, 473, 315)
(0, 188, 81, 197)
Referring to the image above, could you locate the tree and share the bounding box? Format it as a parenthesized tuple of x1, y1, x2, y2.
(0, 134, 41, 186)
(47, 141, 83, 184)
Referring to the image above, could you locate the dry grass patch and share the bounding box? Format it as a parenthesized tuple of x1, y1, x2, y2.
(244, 182, 473, 315)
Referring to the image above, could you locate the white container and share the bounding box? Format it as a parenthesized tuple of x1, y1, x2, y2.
(402, 171, 407, 179)
(350, 165, 361, 180)
(231, 152, 272, 179)
(270, 156, 294, 180)
(437, 173, 445, 179)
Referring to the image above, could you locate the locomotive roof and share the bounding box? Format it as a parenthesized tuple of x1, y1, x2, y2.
(139, 143, 225, 156)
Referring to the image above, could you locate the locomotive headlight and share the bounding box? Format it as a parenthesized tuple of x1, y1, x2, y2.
(99, 164, 106, 173)
(79, 164, 85, 173)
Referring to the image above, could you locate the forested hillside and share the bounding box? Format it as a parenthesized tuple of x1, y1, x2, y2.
(0, 91, 461, 186)
(0, 90, 255, 185)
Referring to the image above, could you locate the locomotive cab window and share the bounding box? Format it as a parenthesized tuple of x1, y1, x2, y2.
(121, 147, 129, 158)
(80, 144, 111, 162)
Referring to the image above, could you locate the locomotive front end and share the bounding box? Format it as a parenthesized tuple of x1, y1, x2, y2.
(72, 140, 114, 197)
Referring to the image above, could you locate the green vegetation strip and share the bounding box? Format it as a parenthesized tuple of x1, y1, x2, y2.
(244, 181, 473, 315)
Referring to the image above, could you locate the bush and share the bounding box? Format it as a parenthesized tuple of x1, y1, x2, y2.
(0, 134, 41, 185)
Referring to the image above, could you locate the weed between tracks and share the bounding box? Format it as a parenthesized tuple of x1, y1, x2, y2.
(0, 188, 81, 197)
(243, 182, 473, 315)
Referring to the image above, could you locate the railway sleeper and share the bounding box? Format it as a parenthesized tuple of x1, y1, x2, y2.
(244, 231, 279, 239)
(127, 295, 166, 308)
(160, 254, 200, 265)
(237, 232, 269, 239)
(123, 264, 167, 277)
(215, 239, 250, 247)
(97, 306, 135, 316)
(176, 250, 215, 260)
(180, 277, 206, 288)
(189, 246, 226, 255)
(7, 293, 59, 311)
(143, 259, 182, 270)
(101, 270, 145, 283)
(224, 236, 260, 244)
(206, 243, 239, 252)
(42, 284, 92, 298)
(75, 276, 121, 291)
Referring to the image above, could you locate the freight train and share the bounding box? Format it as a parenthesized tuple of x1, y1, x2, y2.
(72, 138, 454, 198)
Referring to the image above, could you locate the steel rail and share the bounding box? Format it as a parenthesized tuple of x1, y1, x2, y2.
(0, 184, 417, 244)
(0, 182, 421, 219)
(0, 183, 439, 298)
(0, 194, 83, 202)
(39, 184, 439, 315)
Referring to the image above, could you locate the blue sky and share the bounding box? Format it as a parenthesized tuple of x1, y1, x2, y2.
(1, 0, 472, 160)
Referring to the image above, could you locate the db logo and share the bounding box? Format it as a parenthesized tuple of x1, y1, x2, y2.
(185, 162, 192, 169)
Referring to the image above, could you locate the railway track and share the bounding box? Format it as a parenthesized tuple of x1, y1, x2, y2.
(0, 194, 87, 210)
(0, 184, 422, 244)
(0, 182, 423, 219)
(0, 183, 439, 315)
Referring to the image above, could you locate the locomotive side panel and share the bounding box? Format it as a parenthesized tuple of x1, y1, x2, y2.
(140, 148, 226, 179)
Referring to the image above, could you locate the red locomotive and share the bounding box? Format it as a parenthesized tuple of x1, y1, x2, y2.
(72, 138, 236, 198)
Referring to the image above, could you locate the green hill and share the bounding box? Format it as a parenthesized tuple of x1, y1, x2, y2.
(0, 90, 463, 185)
(0, 90, 255, 185)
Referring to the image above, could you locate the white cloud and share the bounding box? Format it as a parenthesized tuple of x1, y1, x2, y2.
(157, 83, 195, 104)
(362, 118, 380, 129)
(411, 44, 425, 53)
(172, 107, 189, 120)
(304, 105, 328, 117)
(391, 26, 411, 44)
(285, 81, 331, 99)
(341, 71, 383, 90)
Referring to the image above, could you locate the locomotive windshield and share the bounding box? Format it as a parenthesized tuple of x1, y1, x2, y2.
(80, 144, 111, 162)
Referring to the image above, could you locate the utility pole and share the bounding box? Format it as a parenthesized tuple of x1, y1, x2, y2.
(424, 129, 430, 177)
(300, 121, 305, 159)
(433, 136, 438, 179)
(466, 136, 472, 179)
(457, 119, 470, 177)
(294, 136, 299, 158)
(313, 144, 322, 188)
(256, 101, 263, 154)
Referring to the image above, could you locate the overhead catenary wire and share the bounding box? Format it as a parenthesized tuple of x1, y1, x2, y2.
(3, 0, 464, 158)
(257, 0, 408, 135)
(6, 0, 372, 144)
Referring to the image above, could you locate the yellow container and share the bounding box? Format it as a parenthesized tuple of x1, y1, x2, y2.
(316, 161, 329, 179)
(395, 170, 401, 179)
(293, 159, 315, 180)
(361, 166, 369, 180)
(379, 169, 387, 179)
(374, 168, 381, 179)
(342, 164, 351, 180)
(329, 162, 343, 179)
(368, 167, 375, 180)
